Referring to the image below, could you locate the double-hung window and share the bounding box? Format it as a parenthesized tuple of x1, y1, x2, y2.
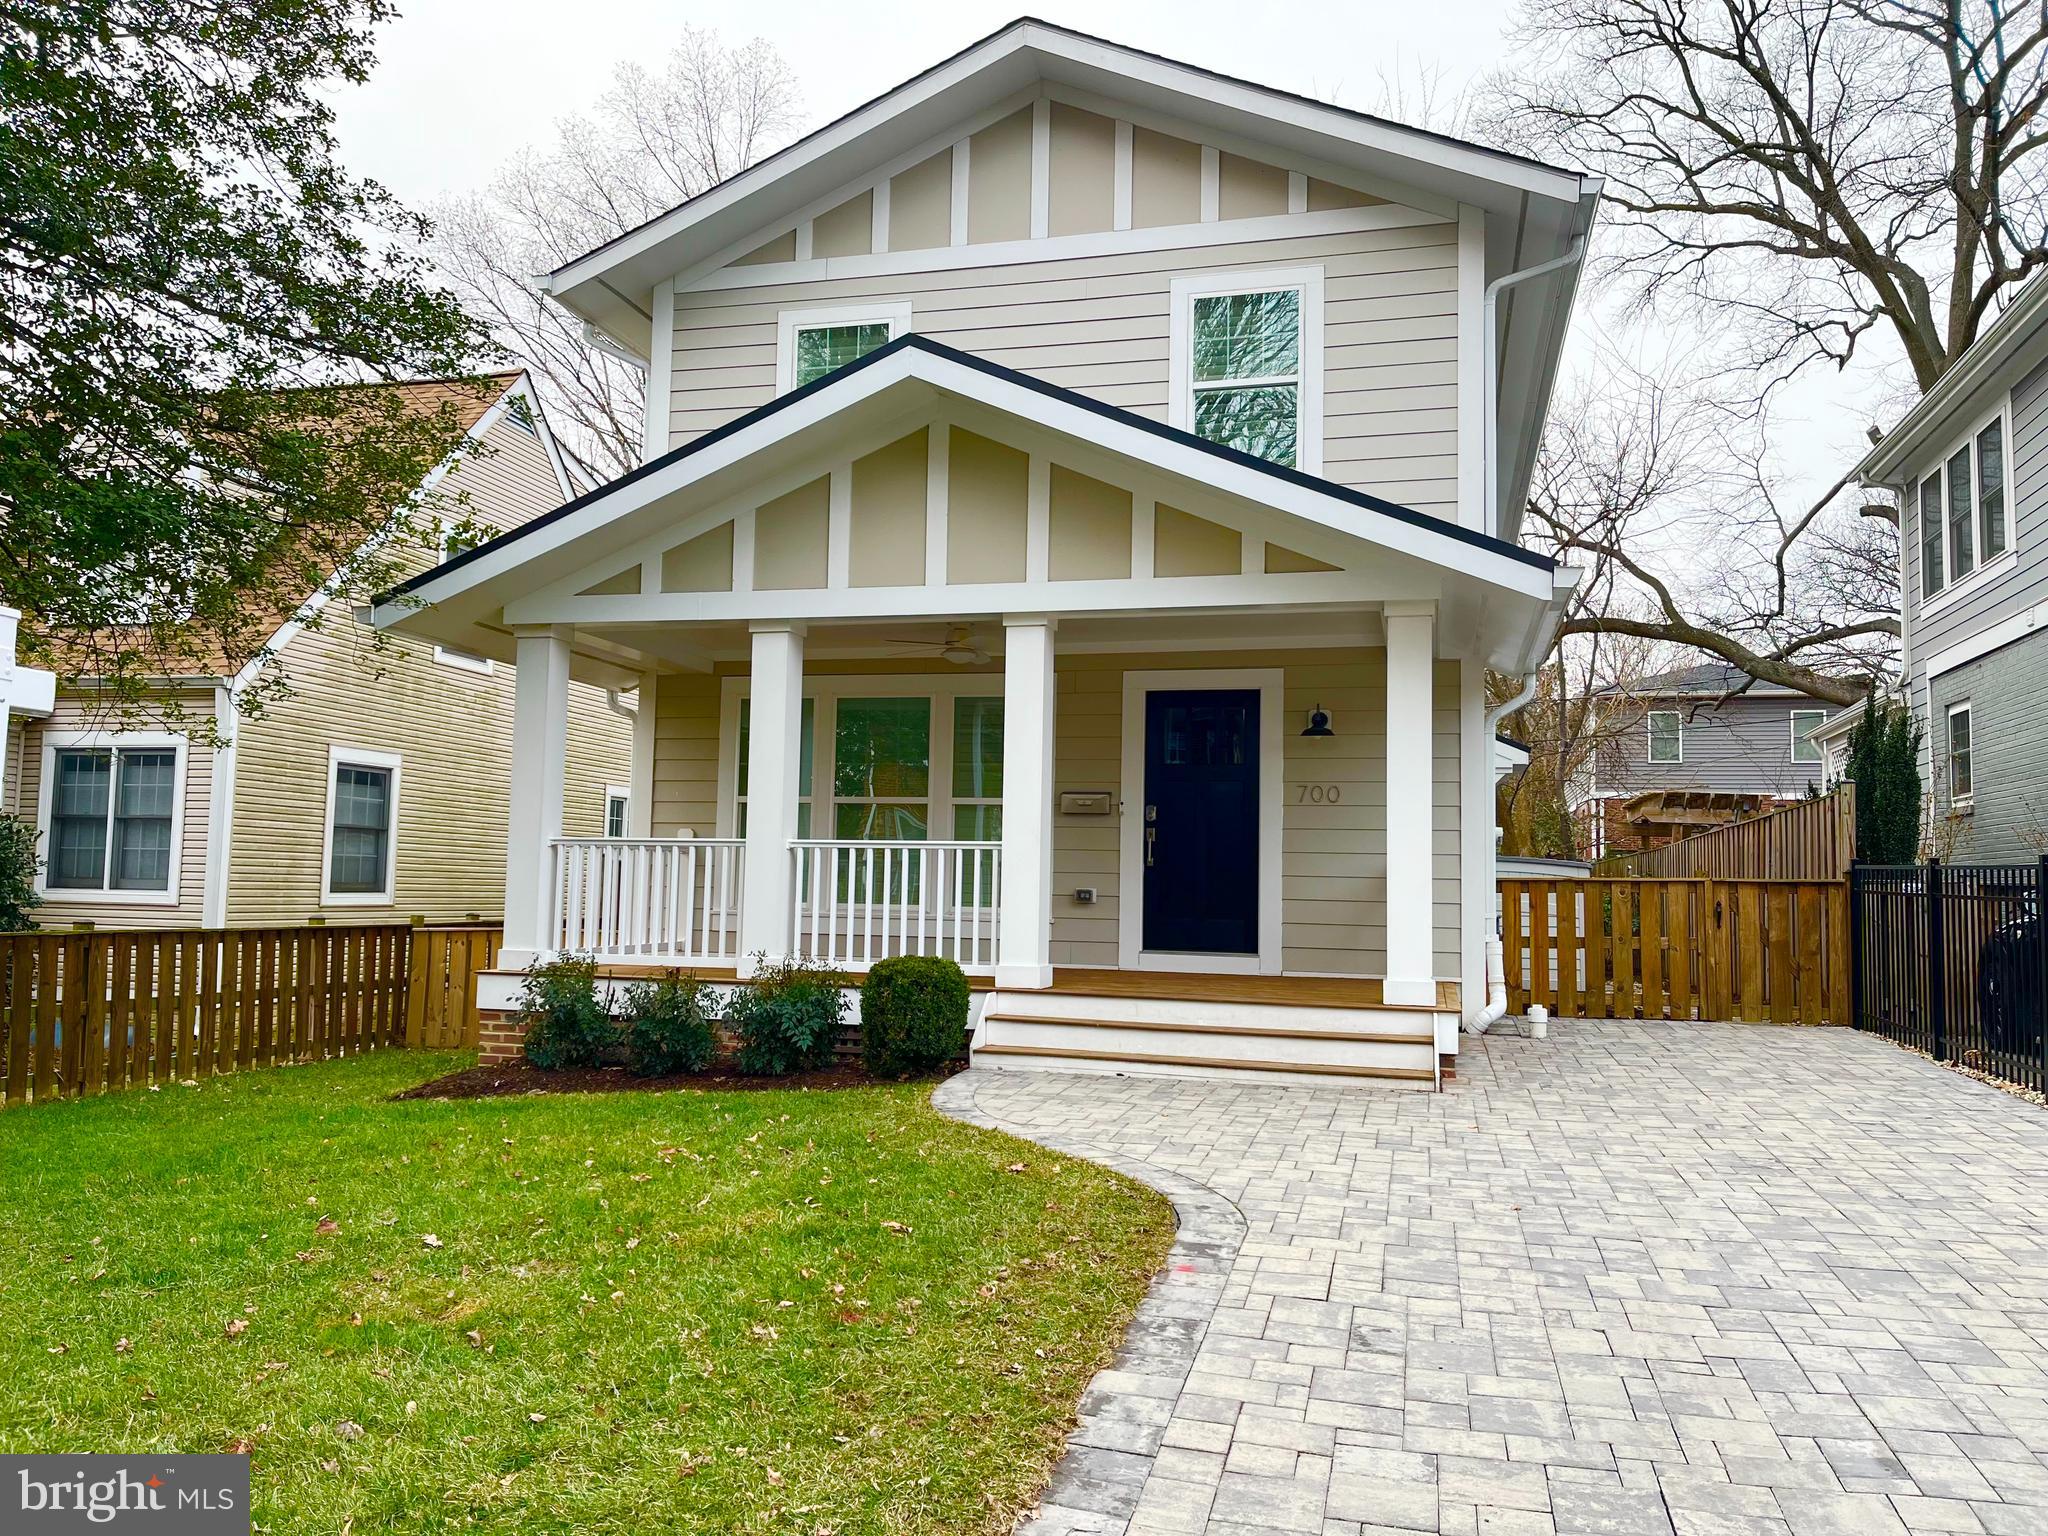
(1790, 709, 1826, 766)
(44, 740, 180, 897)
(324, 747, 399, 903)
(1918, 407, 2010, 601)
(605, 788, 630, 839)
(775, 302, 913, 394)
(1646, 710, 1683, 765)
(1170, 268, 1324, 473)
(1946, 702, 1973, 808)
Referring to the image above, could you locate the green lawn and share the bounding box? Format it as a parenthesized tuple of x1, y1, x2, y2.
(0, 1053, 1173, 1534)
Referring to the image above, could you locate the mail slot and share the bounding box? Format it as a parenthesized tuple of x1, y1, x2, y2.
(1058, 790, 1113, 815)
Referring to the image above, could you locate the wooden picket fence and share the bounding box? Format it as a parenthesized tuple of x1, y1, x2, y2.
(1604, 787, 1856, 881)
(1499, 877, 1851, 1026)
(0, 923, 501, 1108)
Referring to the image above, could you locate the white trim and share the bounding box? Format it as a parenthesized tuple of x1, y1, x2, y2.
(1927, 594, 2048, 677)
(1789, 708, 1827, 767)
(319, 743, 401, 907)
(34, 730, 188, 906)
(1945, 699, 1974, 808)
(1130, 496, 1156, 581)
(432, 645, 495, 676)
(949, 138, 970, 247)
(629, 674, 657, 838)
(871, 175, 891, 255)
(793, 219, 814, 264)
(773, 300, 915, 396)
(926, 418, 951, 588)
(644, 280, 674, 464)
(1116, 667, 1284, 976)
(1199, 145, 1220, 222)
(1915, 391, 2016, 613)
(1030, 97, 1051, 240)
(1168, 265, 1325, 477)
(1456, 205, 1486, 529)
(826, 463, 853, 588)
(1458, 656, 1489, 1029)
(202, 686, 236, 927)
(1112, 119, 1133, 231)
(604, 782, 632, 839)
(1025, 454, 1051, 583)
(1287, 171, 1307, 214)
(1646, 709, 1683, 765)
(682, 203, 1443, 294)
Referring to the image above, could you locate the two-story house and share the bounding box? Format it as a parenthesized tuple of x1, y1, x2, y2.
(3, 373, 634, 928)
(1858, 272, 2048, 863)
(1576, 662, 1835, 856)
(372, 19, 1600, 1085)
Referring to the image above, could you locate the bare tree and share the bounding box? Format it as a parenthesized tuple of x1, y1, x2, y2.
(432, 30, 800, 486)
(1529, 355, 1899, 707)
(1488, 0, 2048, 392)
(1495, 631, 1661, 858)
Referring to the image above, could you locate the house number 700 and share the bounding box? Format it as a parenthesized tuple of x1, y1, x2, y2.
(1295, 784, 1341, 803)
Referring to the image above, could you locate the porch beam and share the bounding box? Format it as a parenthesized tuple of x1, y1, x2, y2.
(738, 622, 805, 973)
(503, 625, 574, 968)
(996, 616, 1057, 989)
(1383, 601, 1437, 1007)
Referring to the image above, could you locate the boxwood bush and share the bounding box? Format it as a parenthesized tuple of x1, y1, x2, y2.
(518, 954, 616, 1069)
(860, 955, 970, 1077)
(727, 956, 848, 1075)
(621, 971, 717, 1076)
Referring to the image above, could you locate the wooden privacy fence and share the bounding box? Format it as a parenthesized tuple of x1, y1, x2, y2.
(1499, 877, 1850, 1026)
(0, 923, 502, 1108)
(1605, 787, 1856, 881)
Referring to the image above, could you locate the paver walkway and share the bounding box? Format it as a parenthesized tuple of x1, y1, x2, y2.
(935, 1020, 2048, 1536)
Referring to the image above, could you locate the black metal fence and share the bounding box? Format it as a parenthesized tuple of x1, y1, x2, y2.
(1850, 859, 2048, 1094)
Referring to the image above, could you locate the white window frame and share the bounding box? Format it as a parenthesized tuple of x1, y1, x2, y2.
(1946, 701, 1974, 809)
(320, 744, 401, 906)
(1789, 709, 1827, 766)
(604, 784, 631, 839)
(432, 531, 496, 673)
(1917, 394, 2016, 611)
(32, 731, 187, 906)
(1168, 266, 1325, 476)
(775, 301, 914, 395)
(1645, 709, 1684, 765)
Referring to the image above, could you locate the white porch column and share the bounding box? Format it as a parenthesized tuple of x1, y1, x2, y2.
(1383, 601, 1438, 1007)
(997, 616, 1057, 989)
(502, 625, 574, 968)
(738, 622, 804, 974)
(628, 672, 658, 838)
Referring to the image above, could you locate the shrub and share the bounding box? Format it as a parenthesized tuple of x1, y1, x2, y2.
(861, 955, 970, 1077)
(727, 955, 847, 1076)
(0, 816, 40, 932)
(1845, 693, 1923, 864)
(518, 954, 616, 1070)
(622, 971, 717, 1076)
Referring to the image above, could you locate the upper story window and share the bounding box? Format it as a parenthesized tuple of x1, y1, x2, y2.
(1170, 267, 1324, 475)
(1917, 405, 2010, 602)
(1646, 710, 1683, 765)
(43, 739, 181, 898)
(1790, 709, 1826, 765)
(775, 302, 913, 395)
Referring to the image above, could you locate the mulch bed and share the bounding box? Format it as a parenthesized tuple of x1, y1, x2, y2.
(393, 1057, 960, 1101)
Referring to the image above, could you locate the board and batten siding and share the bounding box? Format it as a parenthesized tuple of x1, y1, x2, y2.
(9, 689, 218, 928)
(650, 647, 1461, 979)
(667, 221, 1461, 517)
(224, 412, 633, 924)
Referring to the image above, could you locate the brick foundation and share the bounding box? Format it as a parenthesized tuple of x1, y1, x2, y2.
(477, 1010, 528, 1066)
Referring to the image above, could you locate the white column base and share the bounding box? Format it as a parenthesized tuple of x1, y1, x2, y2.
(995, 962, 1054, 990)
(494, 947, 544, 975)
(1383, 976, 1438, 1008)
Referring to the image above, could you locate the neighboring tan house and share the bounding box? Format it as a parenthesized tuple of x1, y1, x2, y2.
(1858, 270, 2048, 863)
(374, 19, 1598, 1086)
(1575, 663, 1835, 857)
(2, 373, 635, 928)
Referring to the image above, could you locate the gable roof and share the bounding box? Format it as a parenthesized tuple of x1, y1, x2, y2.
(386, 333, 1553, 613)
(1595, 661, 1830, 701)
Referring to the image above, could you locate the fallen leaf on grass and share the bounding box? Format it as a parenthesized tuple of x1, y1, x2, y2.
(336, 1421, 364, 1441)
(314, 1217, 339, 1236)
(527, 1412, 547, 1424)
(420, 1234, 443, 1250)
(464, 1330, 484, 1349)
(114, 1338, 133, 1355)
(224, 1319, 249, 1339)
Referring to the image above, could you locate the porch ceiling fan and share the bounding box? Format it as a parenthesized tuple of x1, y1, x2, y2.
(878, 624, 991, 666)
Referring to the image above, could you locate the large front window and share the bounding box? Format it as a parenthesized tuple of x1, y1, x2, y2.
(48, 745, 177, 893)
(833, 697, 931, 840)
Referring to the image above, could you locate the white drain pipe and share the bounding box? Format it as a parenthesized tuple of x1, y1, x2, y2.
(1468, 933, 1510, 1034)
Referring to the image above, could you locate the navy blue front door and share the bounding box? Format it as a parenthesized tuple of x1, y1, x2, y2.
(1142, 689, 1259, 955)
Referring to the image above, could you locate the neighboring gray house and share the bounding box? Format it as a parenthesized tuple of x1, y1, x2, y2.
(1579, 662, 1833, 855)
(1858, 274, 2048, 864)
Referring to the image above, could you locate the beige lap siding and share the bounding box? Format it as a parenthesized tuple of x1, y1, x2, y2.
(668, 222, 1461, 517)
(12, 689, 218, 929)
(1049, 648, 1459, 977)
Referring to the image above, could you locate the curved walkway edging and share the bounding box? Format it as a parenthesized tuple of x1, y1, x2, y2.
(931, 1071, 1247, 1535)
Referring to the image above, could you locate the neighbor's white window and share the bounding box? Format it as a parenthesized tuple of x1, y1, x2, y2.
(1918, 405, 2010, 601)
(41, 737, 182, 899)
(1946, 702, 1973, 807)
(604, 786, 630, 839)
(775, 302, 913, 394)
(1646, 710, 1683, 765)
(1170, 268, 1324, 474)
(323, 745, 400, 904)
(1790, 709, 1827, 765)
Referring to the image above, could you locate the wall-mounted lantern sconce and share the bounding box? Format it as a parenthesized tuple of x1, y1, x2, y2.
(1301, 704, 1335, 738)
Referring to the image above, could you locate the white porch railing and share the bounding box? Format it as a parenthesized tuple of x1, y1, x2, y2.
(790, 840, 1001, 974)
(548, 838, 743, 962)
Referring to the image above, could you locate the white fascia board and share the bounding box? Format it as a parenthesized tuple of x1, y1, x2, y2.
(378, 346, 1557, 631)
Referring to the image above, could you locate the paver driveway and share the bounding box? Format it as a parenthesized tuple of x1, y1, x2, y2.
(935, 1020, 2048, 1536)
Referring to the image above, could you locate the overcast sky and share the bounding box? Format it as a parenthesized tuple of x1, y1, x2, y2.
(332, 0, 1875, 512)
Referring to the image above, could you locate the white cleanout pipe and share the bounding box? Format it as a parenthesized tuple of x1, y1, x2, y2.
(1482, 236, 1587, 536)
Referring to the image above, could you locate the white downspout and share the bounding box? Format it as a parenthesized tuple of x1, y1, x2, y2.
(1470, 669, 1544, 1033)
(1483, 236, 1587, 537)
